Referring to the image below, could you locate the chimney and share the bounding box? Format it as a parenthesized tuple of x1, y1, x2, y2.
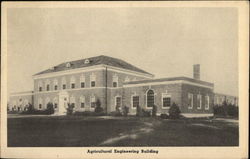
(193, 64, 200, 80)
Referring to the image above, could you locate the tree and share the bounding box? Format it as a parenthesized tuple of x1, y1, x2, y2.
(46, 102, 55, 114)
(169, 102, 181, 119)
(66, 103, 74, 115)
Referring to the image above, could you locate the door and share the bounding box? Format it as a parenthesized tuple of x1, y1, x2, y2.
(58, 91, 69, 115)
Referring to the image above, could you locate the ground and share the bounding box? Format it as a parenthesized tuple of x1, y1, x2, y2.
(7, 115, 238, 147)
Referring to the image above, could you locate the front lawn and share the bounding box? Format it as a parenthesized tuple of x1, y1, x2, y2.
(7, 115, 238, 147)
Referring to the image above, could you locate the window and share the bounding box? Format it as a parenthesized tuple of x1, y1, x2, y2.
(81, 82, 85, 88)
(162, 94, 171, 108)
(132, 96, 139, 109)
(63, 84, 66, 89)
(205, 95, 209, 110)
(188, 93, 193, 109)
(80, 96, 85, 108)
(80, 75, 85, 88)
(54, 79, 58, 90)
(70, 96, 75, 108)
(197, 94, 202, 109)
(90, 96, 96, 108)
(147, 90, 154, 108)
(38, 81, 42, 92)
(115, 96, 122, 108)
(38, 98, 43, 110)
(53, 97, 58, 109)
(90, 73, 96, 87)
(113, 74, 118, 87)
(45, 80, 50, 91)
(66, 62, 71, 68)
(70, 76, 76, 89)
(62, 77, 66, 90)
(91, 81, 95, 87)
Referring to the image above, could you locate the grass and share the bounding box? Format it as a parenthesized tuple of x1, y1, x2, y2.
(7, 115, 238, 147)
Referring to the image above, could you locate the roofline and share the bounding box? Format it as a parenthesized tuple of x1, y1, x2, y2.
(124, 77, 214, 89)
(32, 64, 154, 80)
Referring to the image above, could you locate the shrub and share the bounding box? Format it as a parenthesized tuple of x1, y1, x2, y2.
(213, 101, 238, 117)
(73, 111, 105, 116)
(45, 102, 54, 114)
(136, 105, 141, 117)
(122, 105, 129, 116)
(94, 99, 104, 113)
(152, 105, 157, 117)
(169, 102, 181, 119)
(108, 111, 122, 116)
(66, 103, 74, 115)
(160, 113, 169, 119)
(141, 108, 151, 117)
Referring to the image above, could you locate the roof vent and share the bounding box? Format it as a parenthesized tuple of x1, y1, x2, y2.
(66, 62, 71, 68)
(84, 59, 90, 64)
(50, 66, 55, 70)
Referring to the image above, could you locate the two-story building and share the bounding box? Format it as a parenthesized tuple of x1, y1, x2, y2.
(9, 55, 219, 117)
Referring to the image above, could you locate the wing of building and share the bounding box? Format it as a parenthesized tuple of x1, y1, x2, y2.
(8, 55, 238, 117)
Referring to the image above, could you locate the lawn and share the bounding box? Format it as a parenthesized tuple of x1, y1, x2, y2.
(7, 115, 238, 147)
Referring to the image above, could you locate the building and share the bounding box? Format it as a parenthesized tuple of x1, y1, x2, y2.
(214, 93, 238, 106)
(9, 55, 229, 117)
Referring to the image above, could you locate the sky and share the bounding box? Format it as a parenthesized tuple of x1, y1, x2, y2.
(7, 7, 238, 97)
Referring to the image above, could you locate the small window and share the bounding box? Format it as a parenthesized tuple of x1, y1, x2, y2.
(81, 102, 85, 108)
(188, 93, 193, 109)
(54, 103, 58, 108)
(113, 82, 117, 87)
(63, 84, 66, 89)
(66, 62, 71, 68)
(91, 81, 95, 87)
(116, 96, 122, 108)
(46, 84, 50, 91)
(81, 82, 85, 88)
(39, 87, 42, 92)
(71, 83, 75, 89)
(84, 59, 90, 64)
(71, 103, 75, 108)
(39, 104, 42, 109)
(147, 90, 154, 108)
(132, 96, 139, 108)
(54, 85, 58, 90)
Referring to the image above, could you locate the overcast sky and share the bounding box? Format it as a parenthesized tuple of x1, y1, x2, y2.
(7, 7, 238, 97)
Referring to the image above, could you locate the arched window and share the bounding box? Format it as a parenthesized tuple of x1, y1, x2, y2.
(90, 95, 96, 109)
(80, 96, 85, 108)
(53, 79, 58, 90)
(70, 76, 76, 89)
(62, 77, 66, 90)
(38, 81, 43, 92)
(80, 74, 85, 88)
(53, 97, 58, 109)
(147, 90, 154, 108)
(113, 74, 118, 87)
(45, 79, 50, 91)
(90, 73, 96, 87)
(38, 98, 43, 110)
(70, 96, 75, 108)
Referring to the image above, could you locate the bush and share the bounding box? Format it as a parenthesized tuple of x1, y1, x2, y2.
(160, 113, 169, 119)
(152, 105, 157, 117)
(141, 108, 151, 117)
(45, 102, 54, 114)
(169, 102, 181, 119)
(213, 101, 238, 117)
(94, 99, 104, 113)
(66, 103, 74, 115)
(108, 111, 122, 116)
(122, 105, 129, 116)
(136, 105, 141, 117)
(73, 111, 105, 116)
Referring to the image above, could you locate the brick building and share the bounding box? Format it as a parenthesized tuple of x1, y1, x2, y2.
(9, 55, 225, 117)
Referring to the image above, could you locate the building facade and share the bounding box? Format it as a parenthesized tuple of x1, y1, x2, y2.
(8, 55, 236, 117)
